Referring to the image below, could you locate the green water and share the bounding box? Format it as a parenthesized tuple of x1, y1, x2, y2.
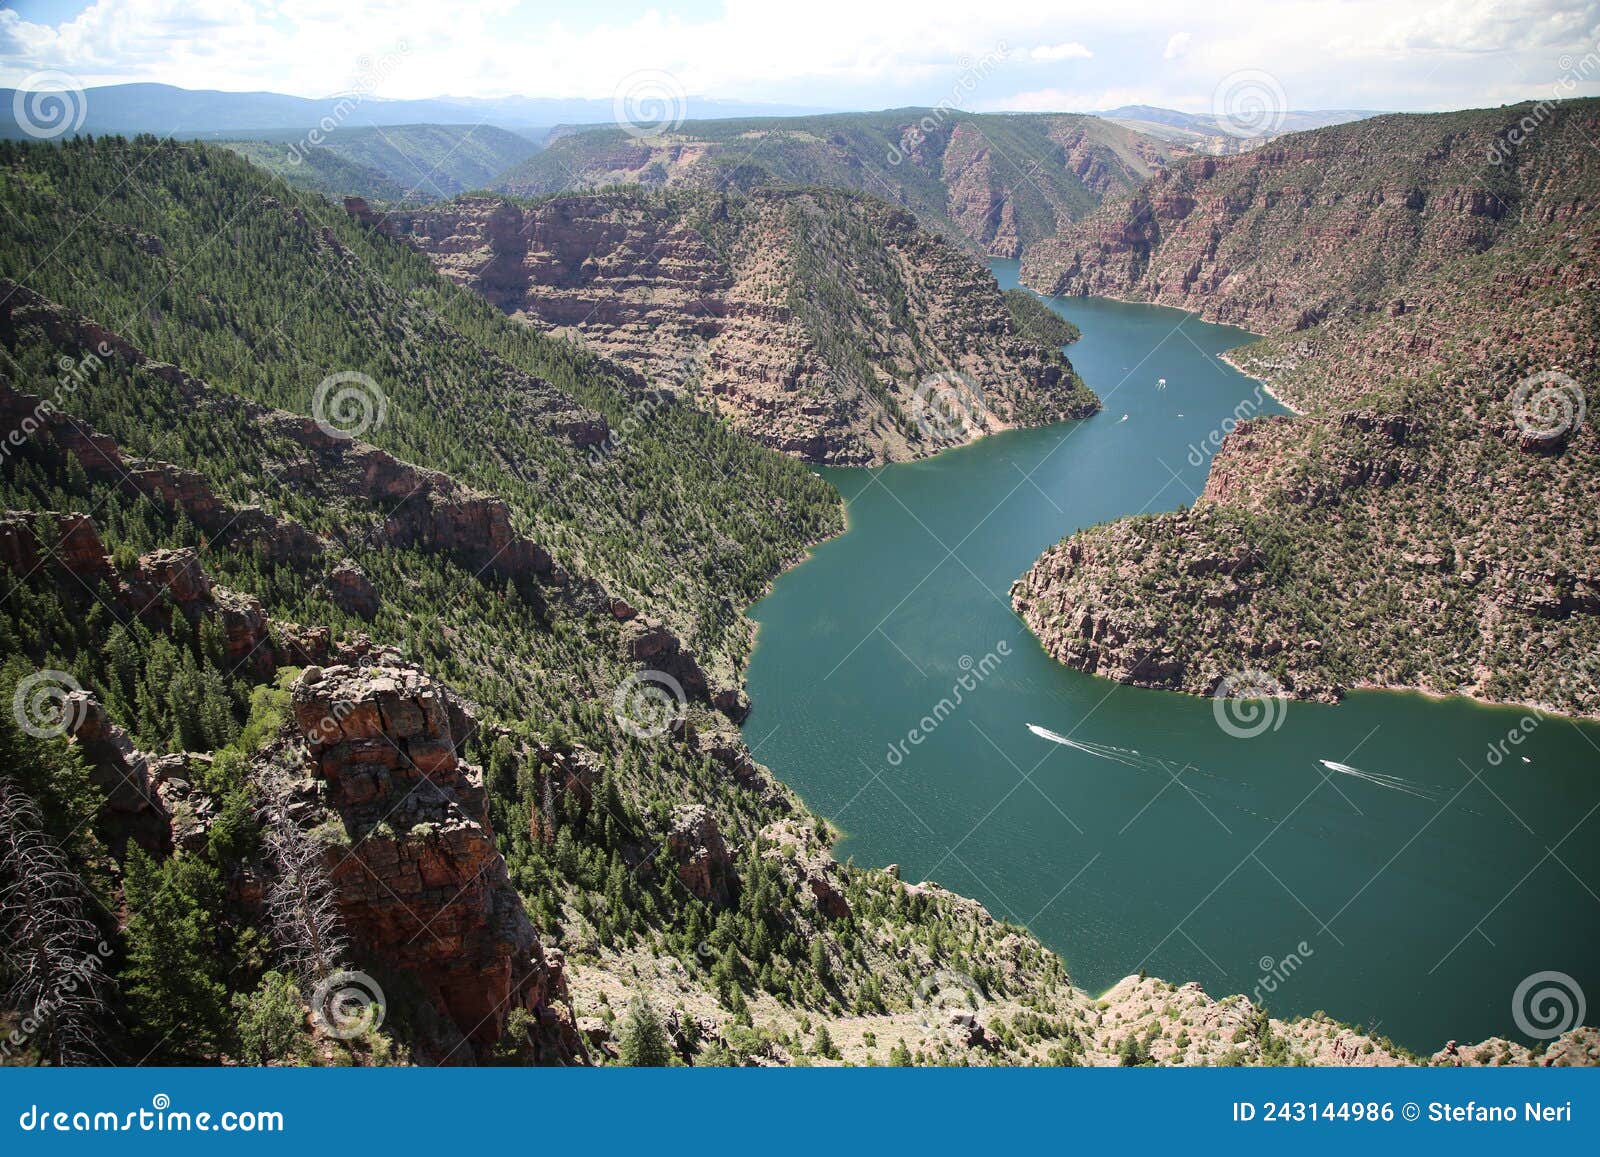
(742, 260, 1600, 1053)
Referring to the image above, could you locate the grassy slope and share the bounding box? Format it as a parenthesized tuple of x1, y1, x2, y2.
(222, 123, 539, 202)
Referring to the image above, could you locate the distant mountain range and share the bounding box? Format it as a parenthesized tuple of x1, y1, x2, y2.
(0, 82, 1384, 150)
(1096, 104, 1381, 153)
(489, 109, 1176, 259)
(0, 82, 833, 139)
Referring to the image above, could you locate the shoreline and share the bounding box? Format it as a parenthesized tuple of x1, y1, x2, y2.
(1217, 348, 1306, 416)
(1008, 267, 1306, 418)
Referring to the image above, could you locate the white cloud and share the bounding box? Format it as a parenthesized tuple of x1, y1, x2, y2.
(0, 0, 1596, 113)
(1029, 42, 1094, 63)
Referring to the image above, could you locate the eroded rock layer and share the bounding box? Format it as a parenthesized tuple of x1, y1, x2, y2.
(363, 187, 1098, 464)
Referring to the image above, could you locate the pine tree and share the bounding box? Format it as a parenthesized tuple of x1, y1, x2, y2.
(618, 996, 672, 1066)
(811, 1023, 835, 1058)
(120, 846, 230, 1057)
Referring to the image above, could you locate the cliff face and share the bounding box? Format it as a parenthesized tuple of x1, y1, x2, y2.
(1020, 109, 1559, 332)
(369, 187, 1098, 464)
(291, 663, 577, 1062)
(490, 111, 1172, 262)
(1013, 101, 1600, 715)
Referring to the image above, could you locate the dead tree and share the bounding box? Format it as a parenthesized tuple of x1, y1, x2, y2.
(255, 756, 347, 987)
(0, 777, 113, 1066)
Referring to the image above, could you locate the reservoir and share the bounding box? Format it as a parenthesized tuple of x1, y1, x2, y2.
(742, 259, 1600, 1053)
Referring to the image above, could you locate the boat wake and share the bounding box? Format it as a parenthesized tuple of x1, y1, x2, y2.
(1318, 759, 1439, 800)
(1027, 724, 1445, 809)
(1027, 723, 1179, 775)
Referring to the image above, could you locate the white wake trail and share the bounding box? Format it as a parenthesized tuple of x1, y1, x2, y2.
(1318, 759, 1439, 800)
(1027, 724, 1164, 772)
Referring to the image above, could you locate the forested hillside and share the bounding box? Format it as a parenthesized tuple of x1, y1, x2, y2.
(3, 135, 1590, 1069)
(0, 135, 1097, 1065)
(222, 124, 539, 202)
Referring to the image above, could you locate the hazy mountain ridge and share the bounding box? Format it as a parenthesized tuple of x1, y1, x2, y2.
(490, 109, 1175, 259)
(1097, 105, 1379, 154)
(219, 124, 540, 201)
(0, 82, 830, 139)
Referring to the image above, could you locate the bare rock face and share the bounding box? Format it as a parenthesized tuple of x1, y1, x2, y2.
(666, 804, 736, 907)
(290, 663, 577, 1062)
(60, 691, 172, 858)
(369, 188, 1099, 465)
(325, 560, 380, 621)
(618, 615, 707, 697)
(1010, 102, 1600, 717)
(760, 819, 851, 921)
(1431, 1027, 1600, 1068)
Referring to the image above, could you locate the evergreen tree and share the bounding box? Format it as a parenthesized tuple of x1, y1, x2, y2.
(618, 996, 672, 1066)
(120, 847, 230, 1057)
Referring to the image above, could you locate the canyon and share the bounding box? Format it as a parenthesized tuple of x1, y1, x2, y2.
(1013, 101, 1600, 716)
(354, 186, 1097, 464)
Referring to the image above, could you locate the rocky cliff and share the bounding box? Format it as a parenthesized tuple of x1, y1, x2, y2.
(1014, 100, 1600, 716)
(362, 186, 1098, 464)
(290, 662, 577, 1061)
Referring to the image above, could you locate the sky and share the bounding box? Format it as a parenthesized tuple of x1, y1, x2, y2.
(2, 0, 1599, 114)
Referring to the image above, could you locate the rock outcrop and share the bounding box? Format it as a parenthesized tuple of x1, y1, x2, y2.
(665, 804, 736, 908)
(0, 281, 566, 591)
(361, 187, 1099, 464)
(59, 691, 172, 858)
(291, 663, 578, 1062)
(1, 511, 277, 678)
